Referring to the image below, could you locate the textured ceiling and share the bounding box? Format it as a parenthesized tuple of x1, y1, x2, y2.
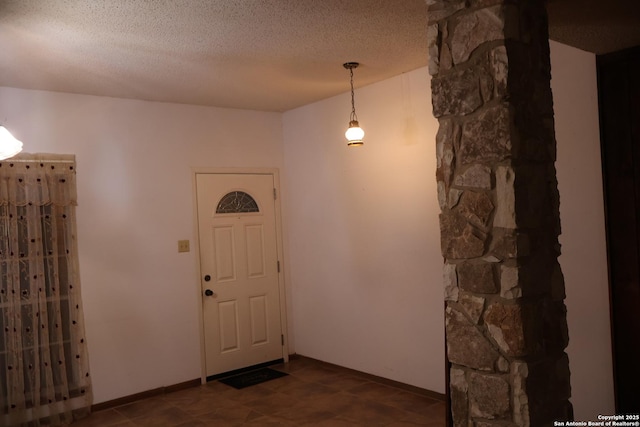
(547, 0, 640, 55)
(0, 0, 638, 112)
(0, 0, 430, 112)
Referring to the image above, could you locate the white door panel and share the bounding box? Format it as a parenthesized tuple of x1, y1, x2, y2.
(196, 173, 283, 376)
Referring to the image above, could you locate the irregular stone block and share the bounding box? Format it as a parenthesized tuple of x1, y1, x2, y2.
(442, 20, 449, 44)
(482, 254, 501, 263)
(436, 120, 457, 188)
(450, 368, 469, 427)
(484, 303, 527, 357)
(432, 67, 485, 117)
(500, 264, 522, 299)
(440, 212, 487, 259)
(475, 422, 511, 427)
(555, 353, 572, 400)
(490, 228, 530, 259)
(427, 0, 466, 23)
(493, 166, 516, 228)
(497, 356, 510, 373)
(479, 67, 495, 105)
(458, 262, 497, 294)
(460, 104, 511, 165)
(427, 24, 440, 76)
(446, 306, 501, 371)
(513, 164, 553, 228)
(459, 292, 485, 324)
(451, 6, 506, 64)
(490, 45, 509, 99)
(437, 180, 447, 211)
(550, 263, 566, 301)
(436, 121, 457, 165)
(453, 164, 492, 190)
(440, 41, 453, 72)
(444, 263, 459, 302)
(512, 361, 531, 427)
(456, 191, 494, 228)
(517, 251, 559, 298)
(541, 300, 570, 353)
(468, 0, 507, 8)
(469, 372, 510, 419)
(440, 211, 466, 250)
(448, 188, 463, 209)
(450, 366, 468, 392)
(527, 353, 573, 425)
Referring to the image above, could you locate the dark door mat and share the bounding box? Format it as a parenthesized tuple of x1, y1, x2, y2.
(219, 367, 288, 389)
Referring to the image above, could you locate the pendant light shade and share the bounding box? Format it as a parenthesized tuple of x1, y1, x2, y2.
(345, 120, 364, 146)
(343, 62, 364, 147)
(0, 126, 23, 161)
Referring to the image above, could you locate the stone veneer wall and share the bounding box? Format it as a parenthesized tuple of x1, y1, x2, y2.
(426, 1, 573, 425)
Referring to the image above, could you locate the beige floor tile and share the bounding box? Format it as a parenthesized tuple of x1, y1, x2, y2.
(346, 381, 403, 400)
(337, 399, 411, 426)
(315, 373, 371, 391)
(67, 409, 130, 426)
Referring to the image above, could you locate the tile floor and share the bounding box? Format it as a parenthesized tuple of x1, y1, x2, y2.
(68, 357, 447, 426)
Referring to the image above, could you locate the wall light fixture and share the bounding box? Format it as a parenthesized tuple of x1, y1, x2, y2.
(0, 126, 23, 161)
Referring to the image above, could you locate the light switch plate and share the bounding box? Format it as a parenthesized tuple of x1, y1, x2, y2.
(178, 240, 190, 253)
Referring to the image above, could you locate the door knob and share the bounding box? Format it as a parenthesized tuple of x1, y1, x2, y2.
(204, 289, 214, 296)
(204, 274, 211, 282)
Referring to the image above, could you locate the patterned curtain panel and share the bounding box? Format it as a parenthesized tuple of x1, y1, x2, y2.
(0, 154, 92, 426)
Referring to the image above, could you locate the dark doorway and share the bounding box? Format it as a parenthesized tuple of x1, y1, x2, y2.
(597, 45, 640, 413)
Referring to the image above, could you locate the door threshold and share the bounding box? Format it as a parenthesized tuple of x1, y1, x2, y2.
(206, 358, 284, 382)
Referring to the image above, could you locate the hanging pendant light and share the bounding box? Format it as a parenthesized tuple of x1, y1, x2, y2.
(343, 62, 364, 147)
(0, 125, 23, 160)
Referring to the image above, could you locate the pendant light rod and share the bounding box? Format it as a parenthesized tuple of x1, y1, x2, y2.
(343, 62, 364, 147)
(343, 62, 359, 122)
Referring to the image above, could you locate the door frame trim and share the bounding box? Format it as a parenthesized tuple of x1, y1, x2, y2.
(191, 167, 290, 384)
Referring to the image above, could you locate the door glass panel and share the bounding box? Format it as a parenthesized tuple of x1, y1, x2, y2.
(216, 191, 259, 213)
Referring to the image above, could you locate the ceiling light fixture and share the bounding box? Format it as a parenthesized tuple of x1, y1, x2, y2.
(343, 62, 364, 147)
(0, 125, 23, 161)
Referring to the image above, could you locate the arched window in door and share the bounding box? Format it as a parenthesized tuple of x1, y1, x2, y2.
(215, 191, 259, 213)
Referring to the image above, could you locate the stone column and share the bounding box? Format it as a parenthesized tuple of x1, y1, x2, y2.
(426, 1, 573, 425)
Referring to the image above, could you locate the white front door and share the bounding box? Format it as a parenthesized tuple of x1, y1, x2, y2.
(196, 173, 284, 377)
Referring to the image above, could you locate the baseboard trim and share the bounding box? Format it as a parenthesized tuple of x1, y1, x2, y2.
(290, 354, 446, 401)
(91, 378, 201, 412)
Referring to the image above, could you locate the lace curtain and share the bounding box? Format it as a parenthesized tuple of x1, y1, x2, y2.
(0, 154, 92, 426)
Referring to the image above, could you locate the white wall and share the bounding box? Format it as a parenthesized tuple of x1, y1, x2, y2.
(282, 68, 446, 393)
(551, 41, 615, 419)
(0, 87, 284, 404)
